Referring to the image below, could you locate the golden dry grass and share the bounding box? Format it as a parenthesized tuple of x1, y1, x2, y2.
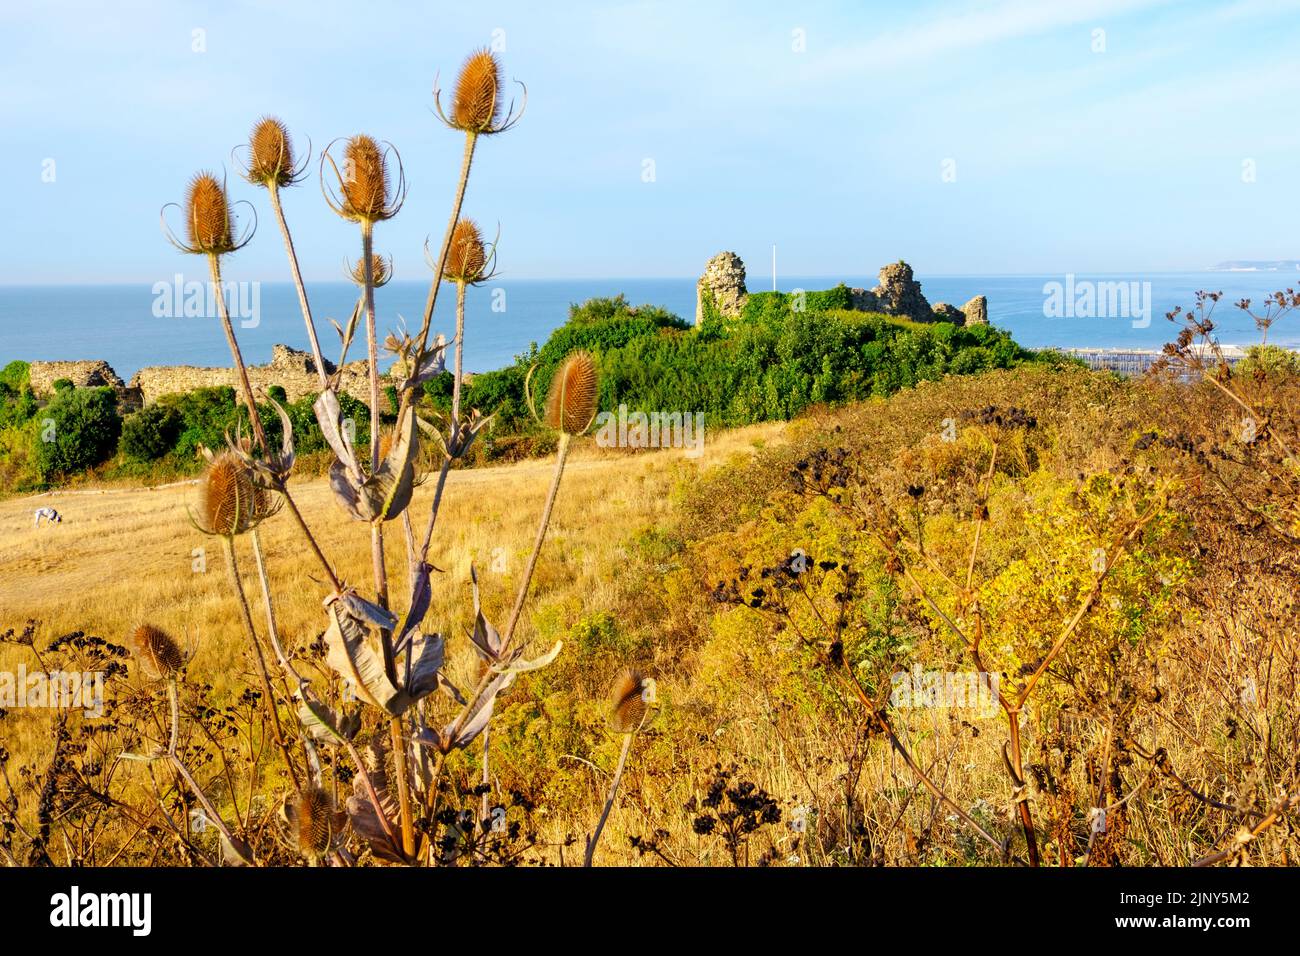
(1, 425, 783, 639)
(0, 424, 787, 834)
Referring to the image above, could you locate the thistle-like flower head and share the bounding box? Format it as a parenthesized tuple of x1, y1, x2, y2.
(321, 134, 406, 223)
(242, 115, 307, 188)
(161, 171, 255, 256)
(527, 350, 600, 436)
(127, 624, 186, 679)
(434, 49, 525, 135)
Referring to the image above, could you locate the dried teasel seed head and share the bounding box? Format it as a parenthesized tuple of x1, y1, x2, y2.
(286, 787, 340, 860)
(609, 668, 651, 733)
(341, 134, 389, 222)
(198, 453, 270, 536)
(128, 624, 185, 678)
(185, 172, 235, 254)
(452, 49, 504, 133)
(247, 116, 295, 187)
(444, 218, 486, 283)
(544, 351, 599, 435)
(350, 253, 392, 287)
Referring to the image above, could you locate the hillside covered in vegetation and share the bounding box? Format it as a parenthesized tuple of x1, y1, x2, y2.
(0, 288, 1065, 494)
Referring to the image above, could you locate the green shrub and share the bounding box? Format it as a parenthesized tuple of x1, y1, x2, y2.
(120, 404, 183, 461)
(52, 378, 74, 394)
(0, 360, 30, 393)
(1236, 344, 1300, 379)
(30, 386, 121, 479)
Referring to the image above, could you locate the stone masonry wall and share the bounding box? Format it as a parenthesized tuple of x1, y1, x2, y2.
(696, 251, 749, 324)
(131, 344, 383, 405)
(30, 345, 384, 409)
(28, 360, 125, 394)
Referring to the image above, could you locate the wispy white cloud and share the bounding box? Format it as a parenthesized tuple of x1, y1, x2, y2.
(807, 0, 1172, 74)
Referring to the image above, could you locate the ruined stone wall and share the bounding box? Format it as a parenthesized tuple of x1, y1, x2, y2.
(131, 343, 383, 406)
(29, 345, 384, 410)
(696, 251, 749, 324)
(28, 360, 125, 394)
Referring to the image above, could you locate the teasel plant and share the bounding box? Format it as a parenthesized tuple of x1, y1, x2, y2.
(151, 49, 607, 865)
(414, 49, 522, 564)
(320, 130, 425, 853)
(161, 171, 343, 598)
(409, 352, 597, 858)
(189, 446, 302, 793)
(584, 669, 657, 866)
(122, 623, 256, 866)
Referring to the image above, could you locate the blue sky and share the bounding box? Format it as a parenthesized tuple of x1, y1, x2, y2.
(3, 0, 1300, 283)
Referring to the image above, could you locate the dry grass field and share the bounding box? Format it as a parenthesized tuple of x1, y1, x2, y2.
(3, 366, 1298, 868)
(0, 425, 782, 658)
(0, 423, 795, 864)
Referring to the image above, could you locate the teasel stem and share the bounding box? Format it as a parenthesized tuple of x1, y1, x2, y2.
(168, 753, 254, 866)
(166, 677, 180, 760)
(502, 431, 571, 646)
(480, 725, 490, 826)
(419, 750, 447, 859)
(414, 136, 477, 565)
(389, 718, 415, 859)
(266, 184, 329, 391)
(158, 670, 255, 864)
(251, 529, 322, 783)
(359, 220, 415, 859)
(359, 222, 390, 633)
(441, 432, 572, 751)
(584, 732, 633, 867)
(221, 536, 301, 794)
(415, 278, 467, 559)
(450, 279, 467, 447)
(360, 223, 391, 631)
(208, 254, 270, 452)
(208, 253, 342, 591)
(416, 132, 478, 356)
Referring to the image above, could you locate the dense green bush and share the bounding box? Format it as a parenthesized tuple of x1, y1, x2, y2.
(0, 361, 37, 430)
(30, 386, 121, 480)
(120, 403, 183, 461)
(1, 285, 1055, 489)
(1237, 343, 1300, 379)
(454, 291, 1051, 434)
(0, 360, 30, 393)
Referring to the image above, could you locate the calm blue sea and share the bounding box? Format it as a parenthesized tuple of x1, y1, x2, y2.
(2, 272, 1298, 379)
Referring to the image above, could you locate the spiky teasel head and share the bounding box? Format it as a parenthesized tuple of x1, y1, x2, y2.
(195, 452, 276, 536)
(442, 218, 493, 284)
(281, 787, 345, 862)
(527, 350, 599, 435)
(243, 115, 305, 188)
(127, 624, 186, 678)
(609, 669, 655, 733)
(349, 253, 392, 287)
(161, 171, 254, 256)
(434, 48, 525, 135)
(321, 134, 406, 223)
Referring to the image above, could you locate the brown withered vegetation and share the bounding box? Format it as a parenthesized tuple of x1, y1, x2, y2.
(1, 55, 1297, 868)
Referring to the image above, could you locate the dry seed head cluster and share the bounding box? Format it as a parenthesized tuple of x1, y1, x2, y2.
(545, 351, 599, 435)
(351, 253, 392, 287)
(341, 134, 390, 221)
(288, 787, 341, 860)
(198, 453, 271, 536)
(609, 669, 650, 733)
(128, 624, 185, 678)
(184, 172, 235, 255)
(444, 218, 486, 283)
(451, 49, 504, 132)
(247, 116, 296, 187)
